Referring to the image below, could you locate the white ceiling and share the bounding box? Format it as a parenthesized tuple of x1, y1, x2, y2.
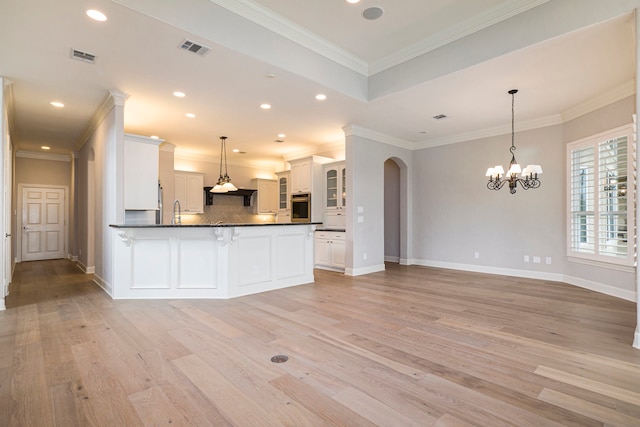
(0, 0, 635, 170)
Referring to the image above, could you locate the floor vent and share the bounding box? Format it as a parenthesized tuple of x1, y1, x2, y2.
(179, 39, 211, 56)
(70, 49, 96, 64)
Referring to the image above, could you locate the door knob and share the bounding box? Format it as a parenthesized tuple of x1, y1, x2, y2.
(5, 233, 10, 237)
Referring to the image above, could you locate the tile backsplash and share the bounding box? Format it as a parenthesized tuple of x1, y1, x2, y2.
(178, 194, 276, 225)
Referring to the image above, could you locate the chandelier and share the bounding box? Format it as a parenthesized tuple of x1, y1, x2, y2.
(486, 89, 542, 194)
(210, 136, 238, 193)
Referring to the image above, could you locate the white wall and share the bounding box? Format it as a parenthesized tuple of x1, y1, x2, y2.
(76, 92, 126, 287)
(346, 97, 635, 300)
(412, 124, 565, 276)
(345, 127, 413, 275)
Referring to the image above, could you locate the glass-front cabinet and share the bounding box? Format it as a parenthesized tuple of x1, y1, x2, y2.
(275, 171, 291, 223)
(324, 161, 346, 228)
(325, 161, 346, 210)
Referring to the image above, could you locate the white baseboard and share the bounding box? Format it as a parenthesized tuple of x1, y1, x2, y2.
(345, 264, 385, 276)
(92, 274, 112, 297)
(410, 258, 636, 301)
(634, 327, 640, 349)
(0, 298, 5, 311)
(74, 260, 95, 274)
(563, 275, 635, 302)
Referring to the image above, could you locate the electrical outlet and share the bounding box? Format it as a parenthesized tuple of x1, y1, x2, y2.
(533, 256, 541, 264)
(363, 253, 367, 260)
(545, 257, 551, 265)
(474, 251, 480, 259)
(524, 255, 529, 263)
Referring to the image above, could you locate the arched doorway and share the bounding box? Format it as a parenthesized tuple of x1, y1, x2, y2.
(384, 157, 409, 264)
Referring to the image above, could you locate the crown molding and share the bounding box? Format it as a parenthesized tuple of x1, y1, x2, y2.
(561, 80, 635, 122)
(415, 114, 563, 150)
(208, 0, 368, 75)
(16, 150, 71, 162)
(343, 125, 415, 150)
(370, 0, 550, 74)
(75, 90, 129, 152)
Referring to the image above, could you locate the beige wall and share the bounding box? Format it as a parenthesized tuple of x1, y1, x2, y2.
(15, 156, 71, 186)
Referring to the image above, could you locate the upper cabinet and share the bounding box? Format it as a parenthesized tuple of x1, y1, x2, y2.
(290, 159, 312, 194)
(325, 161, 346, 210)
(251, 178, 279, 214)
(276, 171, 290, 211)
(124, 134, 162, 210)
(174, 171, 204, 213)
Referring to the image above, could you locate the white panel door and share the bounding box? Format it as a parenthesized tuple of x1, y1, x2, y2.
(22, 187, 65, 261)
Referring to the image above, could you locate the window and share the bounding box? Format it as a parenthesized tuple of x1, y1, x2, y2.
(567, 124, 635, 267)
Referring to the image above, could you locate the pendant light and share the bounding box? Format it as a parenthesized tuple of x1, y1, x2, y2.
(210, 136, 237, 193)
(485, 89, 542, 194)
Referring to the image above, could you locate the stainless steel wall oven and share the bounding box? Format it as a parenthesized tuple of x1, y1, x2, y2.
(291, 193, 311, 223)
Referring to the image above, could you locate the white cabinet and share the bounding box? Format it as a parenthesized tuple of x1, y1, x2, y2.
(174, 171, 204, 213)
(288, 156, 334, 223)
(314, 231, 345, 271)
(251, 179, 278, 214)
(325, 161, 346, 210)
(276, 171, 290, 211)
(324, 161, 346, 228)
(290, 159, 312, 194)
(124, 134, 161, 210)
(324, 211, 346, 228)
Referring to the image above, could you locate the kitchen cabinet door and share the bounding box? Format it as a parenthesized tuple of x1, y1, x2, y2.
(324, 161, 346, 210)
(276, 171, 290, 211)
(252, 179, 278, 214)
(314, 231, 345, 271)
(290, 160, 311, 194)
(174, 171, 204, 213)
(124, 134, 161, 210)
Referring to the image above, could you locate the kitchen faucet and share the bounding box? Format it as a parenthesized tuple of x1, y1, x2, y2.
(172, 199, 182, 224)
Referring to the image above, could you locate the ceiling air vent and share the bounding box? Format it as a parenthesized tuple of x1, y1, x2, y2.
(433, 114, 448, 120)
(179, 39, 211, 56)
(70, 48, 96, 64)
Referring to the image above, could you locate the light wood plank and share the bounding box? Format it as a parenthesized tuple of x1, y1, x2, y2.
(3, 259, 640, 426)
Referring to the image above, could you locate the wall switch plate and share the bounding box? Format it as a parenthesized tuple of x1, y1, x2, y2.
(357, 216, 364, 223)
(533, 256, 541, 264)
(524, 255, 529, 263)
(545, 257, 552, 265)
(474, 251, 480, 259)
(357, 206, 364, 213)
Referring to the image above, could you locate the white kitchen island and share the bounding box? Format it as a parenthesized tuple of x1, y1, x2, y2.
(108, 223, 318, 299)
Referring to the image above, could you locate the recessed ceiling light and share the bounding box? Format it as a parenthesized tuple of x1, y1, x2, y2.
(185, 113, 196, 118)
(86, 9, 107, 22)
(266, 73, 276, 79)
(173, 91, 186, 98)
(41, 146, 50, 150)
(50, 101, 64, 108)
(346, 0, 360, 3)
(150, 135, 160, 139)
(232, 149, 240, 153)
(277, 133, 286, 138)
(315, 94, 327, 101)
(260, 103, 271, 110)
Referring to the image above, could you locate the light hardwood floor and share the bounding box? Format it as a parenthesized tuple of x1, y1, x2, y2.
(2, 259, 640, 426)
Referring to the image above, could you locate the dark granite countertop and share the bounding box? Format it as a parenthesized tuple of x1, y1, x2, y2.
(110, 222, 322, 228)
(315, 227, 346, 232)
